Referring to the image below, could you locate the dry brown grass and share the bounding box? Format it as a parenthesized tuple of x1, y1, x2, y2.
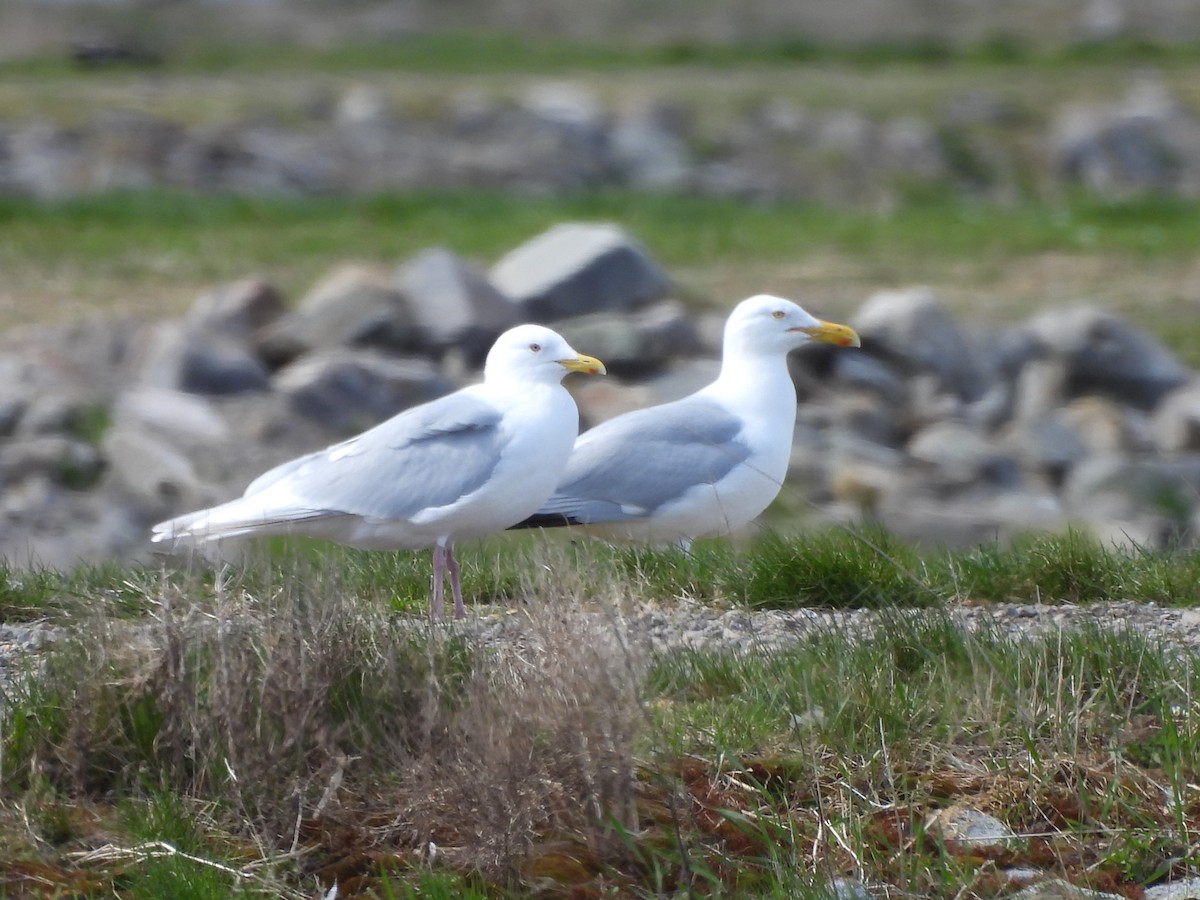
(8, 556, 649, 886)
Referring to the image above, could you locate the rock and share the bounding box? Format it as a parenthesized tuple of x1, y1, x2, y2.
(1053, 77, 1200, 200)
(112, 388, 228, 445)
(490, 222, 671, 322)
(0, 437, 103, 489)
(102, 426, 203, 511)
(394, 247, 518, 365)
(571, 380, 656, 429)
(186, 277, 287, 340)
(555, 300, 702, 378)
(924, 805, 1016, 849)
(1011, 358, 1069, 424)
(258, 264, 419, 366)
(1152, 380, 1200, 453)
(133, 322, 270, 395)
(610, 107, 691, 190)
(1003, 415, 1090, 487)
(907, 421, 1020, 490)
(827, 390, 904, 448)
(1024, 305, 1190, 408)
(642, 358, 723, 405)
(1009, 878, 1124, 899)
(852, 287, 988, 401)
(521, 82, 605, 131)
(876, 487, 1066, 549)
(17, 393, 95, 436)
(1062, 454, 1200, 546)
(1145, 877, 1200, 900)
(828, 878, 874, 900)
(831, 351, 907, 406)
(334, 84, 392, 129)
(273, 349, 453, 433)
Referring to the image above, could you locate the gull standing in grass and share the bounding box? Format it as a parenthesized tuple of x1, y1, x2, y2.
(513, 295, 859, 549)
(152, 325, 606, 620)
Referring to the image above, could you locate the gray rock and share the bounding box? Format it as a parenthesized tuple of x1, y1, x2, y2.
(1003, 415, 1090, 486)
(17, 393, 94, 436)
(113, 388, 229, 445)
(490, 222, 671, 322)
(258, 264, 420, 366)
(1152, 380, 1200, 453)
(134, 322, 270, 395)
(852, 287, 988, 401)
(1063, 454, 1200, 546)
(1011, 358, 1069, 424)
(827, 390, 904, 448)
(186, 277, 287, 340)
(924, 805, 1016, 849)
(1053, 77, 1200, 200)
(1145, 877, 1200, 900)
(394, 247, 518, 365)
(555, 300, 702, 378)
(1024, 305, 1190, 408)
(907, 421, 1020, 490)
(831, 351, 907, 406)
(610, 108, 691, 191)
(102, 426, 203, 510)
(828, 877, 874, 900)
(273, 349, 453, 433)
(1009, 878, 1123, 899)
(0, 436, 103, 488)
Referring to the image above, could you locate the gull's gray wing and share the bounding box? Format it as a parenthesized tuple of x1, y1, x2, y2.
(244, 391, 507, 522)
(523, 396, 750, 526)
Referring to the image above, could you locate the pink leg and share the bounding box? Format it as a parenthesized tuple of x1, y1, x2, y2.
(430, 544, 447, 621)
(446, 543, 467, 620)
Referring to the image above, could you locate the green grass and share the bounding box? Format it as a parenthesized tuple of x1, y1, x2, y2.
(3, 526, 1200, 625)
(5, 530, 1200, 894)
(6, 189, 1200, 360)
(6, 31, 1200, 79)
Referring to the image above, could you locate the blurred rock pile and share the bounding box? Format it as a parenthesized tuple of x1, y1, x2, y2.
(5, 74, 1200, 206)
(0, 220, 1197, 569)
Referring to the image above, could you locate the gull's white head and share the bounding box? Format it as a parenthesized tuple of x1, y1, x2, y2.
(484, 324, 606, 384)
(723, 294, 861, 358)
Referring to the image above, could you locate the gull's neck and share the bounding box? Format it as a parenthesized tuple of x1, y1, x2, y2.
(706, 339, 797, 417)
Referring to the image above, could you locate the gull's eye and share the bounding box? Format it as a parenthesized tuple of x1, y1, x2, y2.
(529, 342, 542, 352)
(771, 310, 785, 319)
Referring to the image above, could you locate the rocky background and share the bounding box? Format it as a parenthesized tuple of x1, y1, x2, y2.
(0, 219, 1196, 569)
(4, 73, 1200, 208)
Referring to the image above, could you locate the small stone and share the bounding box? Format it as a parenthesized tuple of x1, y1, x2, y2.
(925, 805, 1016, 848)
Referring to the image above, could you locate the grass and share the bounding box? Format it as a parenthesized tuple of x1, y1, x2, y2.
(4, 530, 1200, 896)
(6, 31, 1200, 79)
(5, 189, 1200, 368)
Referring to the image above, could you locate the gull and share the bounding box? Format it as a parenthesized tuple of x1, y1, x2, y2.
(151, 325, 606, 619)
(513, 295, 859, 548)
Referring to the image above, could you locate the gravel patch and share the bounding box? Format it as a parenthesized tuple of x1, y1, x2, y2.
(4, 601, 1199, 706)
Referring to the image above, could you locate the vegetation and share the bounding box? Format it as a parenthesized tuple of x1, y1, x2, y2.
(4, 190, 1200, 367)
(3, 529, 1200, 896)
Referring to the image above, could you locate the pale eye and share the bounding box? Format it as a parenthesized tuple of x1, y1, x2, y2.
(771, 310, 785, 319)
(529, 342, 542, 352)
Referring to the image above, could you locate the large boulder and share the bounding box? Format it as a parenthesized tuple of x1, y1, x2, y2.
(553, 300, 701, 378)
(273, 349, 453, 433)
(258, 264, 421, 366)
(489, 222, 671, 322)
(133, 322, 271, 396)
(851, 287, 989, 401)
(186, 277, 287, 341)
(394, 247, 518, 366)
(1023, 305, 1189, 408)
